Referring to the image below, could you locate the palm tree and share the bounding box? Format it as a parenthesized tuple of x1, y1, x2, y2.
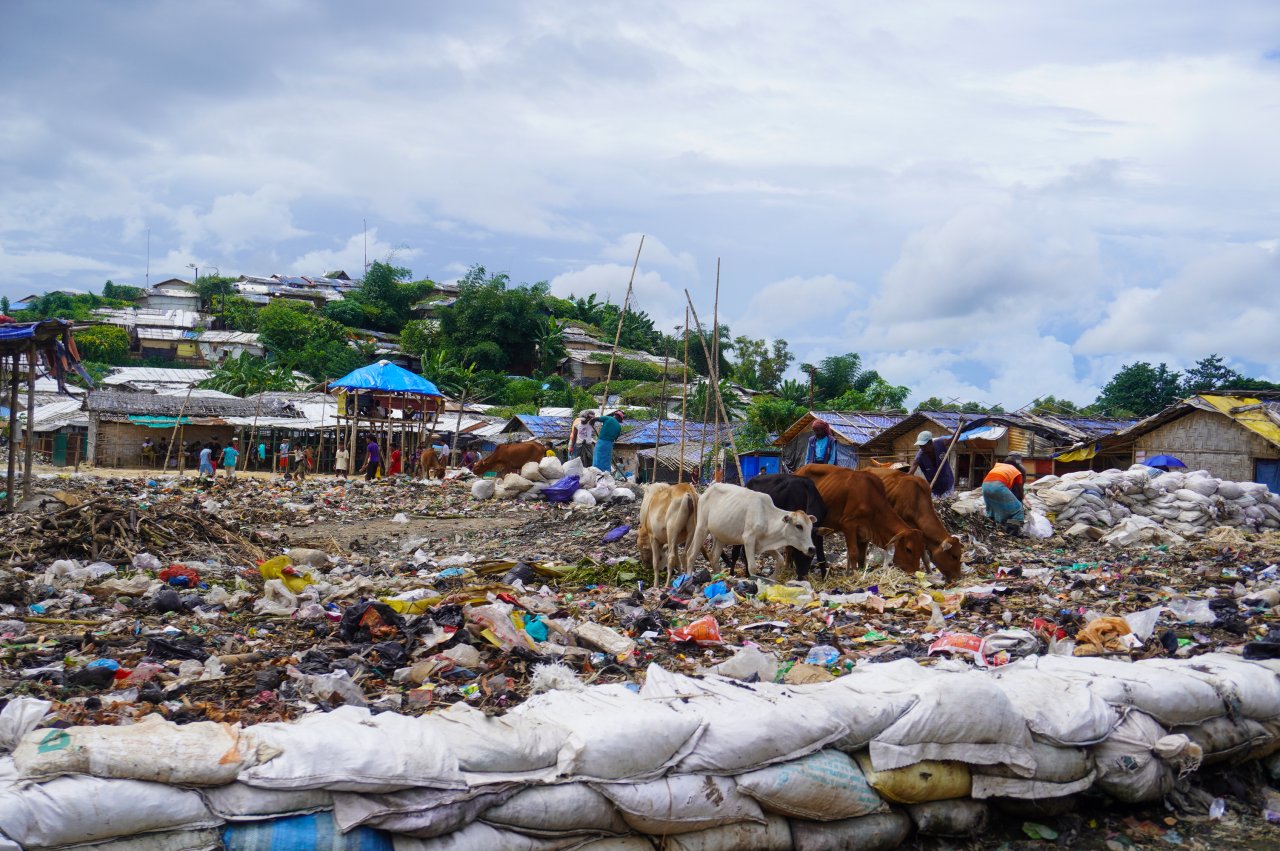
(777, 378, 807, 405)
(199, 352, 300, 397)
(534, 317, 568, 373)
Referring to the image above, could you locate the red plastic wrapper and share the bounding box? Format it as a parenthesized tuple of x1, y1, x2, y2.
(1032, 617, 1068, 641)
(928, 632, 985, 663)
(668, 615, 722, 645)
(158, 564, 201, 587)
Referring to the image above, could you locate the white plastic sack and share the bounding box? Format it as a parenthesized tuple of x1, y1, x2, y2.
(588, 485, 613, 502)
(0, 774, 220, 849)
(253, 578, 299, 616)
(790, 812, 912, 851)
(0, 698, 49, 753)
(1023, 512, 1053, 539)
(427, 702, 574, 783)
(735, 749, 885, 820)
(334, 784, 521, 838)
(989, 664, 1119, 746)
(867, 669, 1036, 775)
(15, 714, 254, 785)
(201, 783, 332, 821)
(662, 815, 791, 851)
(510, 686, 705, 782)
(595, 774, 764, 835)
(501, 474, 535, 495)
(240, 705, 463, 792)
(577, 467, 599, 489)
(539, 456, 565, 480)
(1139, 653, 1280, 721)
(471, 479, 496, 500)
(391, 823, 581, 850)
(520, 462, 545, 482)
(571, 489, 597, 507)
(67, 829, 222, 851)
(641, 667, 849, 774)
(907, 800, 989, 837)
(701, 645, 778, 682)
(480, 783, 628, 837)
(1033, 655, 1227, 727)
(1091, 710, 1186, 803)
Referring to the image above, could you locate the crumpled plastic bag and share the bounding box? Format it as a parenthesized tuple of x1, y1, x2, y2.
(571, 489, 597, 507)
(668, 615, 722, 645)
(1023, 512, 1053, 539)
(258, 556, 317, 594)
(254, 579, 300, 616)
(1073, 616, 1135, 656)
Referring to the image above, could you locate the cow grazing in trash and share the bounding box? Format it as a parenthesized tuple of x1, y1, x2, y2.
(722, 473, 829, 580)
(867, 467, 964, 580)
(686, 482, 816, 578)
(471, 441, 548, 477)
(638, 482, 699, 587)
(416, 448, 448, 480)
(796, 464, 926, 575)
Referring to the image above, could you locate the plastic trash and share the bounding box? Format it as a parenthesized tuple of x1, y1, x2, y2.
(668, 615, 723, 645)
(391, 512, 409, 523)
(804, 645, 840, 666)
(1210, 797, 1226, 820)
(158, 564, 201, 587)
(1024, 511, 1053, 539)
(258, 556, 317, 594)
(603, 524, 631, 543)
(703, 645, 779, 682)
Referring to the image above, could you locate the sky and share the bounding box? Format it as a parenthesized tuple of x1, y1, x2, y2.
(2, 1, 1279, 408)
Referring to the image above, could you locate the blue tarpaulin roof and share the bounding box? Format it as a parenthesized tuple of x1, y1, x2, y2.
(330, 360, 442, 396)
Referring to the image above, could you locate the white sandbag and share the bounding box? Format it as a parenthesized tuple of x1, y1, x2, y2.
(1024, 512, 1053, 539)
(502, 473, 535, 494)
(790, 811, 912, 851)
(1090, 710, 1194, 803)
(539, 456, 565, 480)
(1217, 481, 1245, 500)
(14, 714, 254, 785)
(471, 479, 496, 500)
(0, 774, 220, 849)
(989, 664, 1119, 746)
(907, 799, 989, 836)
(480, 783, 628, 837)
(572, 489, 598, 507)
(0, 698, 50, 753)
(240, 705, 463, 792)
(336, 785, 522, 838)
(970, 769, 1096, 800)
(521, 462, 546, 482)
(562, 457, 584, 477)
(510, 686, 705, 782)
(577, 467, 599, 489)
(1033, 655, 1227, 726)
(595, 774, 764, 835)
(201, 783, 332, 821)
(662, 814, 791, 851)
(1100, 516, 1186, 547)
(1138, 653, 1280, 720)
(392, 822, 582, 851)
(641, 667, 849, 773)
(735, 750, 885, 820)
(975, 741, 1093, 783)
(430, 702, 575, 782)
(1172, 716, 1276, 765)
(1182, 476, 1218, 497)
(569, 839, 653, 851)
(589, 485, 613, 502)
(610, 488, 636, 502)
(867, 669, 1036, 775)
(68, 828, 222, 851)
(792, 676, 919, 750)
(701, 645, 778, 682)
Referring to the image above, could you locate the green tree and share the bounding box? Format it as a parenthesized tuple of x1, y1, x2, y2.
(776, 378, 808, 405)
(913, 397, 1002, 413)
(1027, 395, 1089, 416)
(199, 351, 299, 397)
(102, 280, 143, 301)
(535, 317, 568, 373)
(689, 379, 746, 422)
(0, 297, 9, 315)
(826, 377, 911, 412)
(73, 325, 131, 364)
(746, 395, 807, 434)
(257, 300, 361, 381)
(730, 336, 793, 391)
(399, 319, 438, 357)
(1094, 362, 1184, 417)
(437, 265, 550, 374)
(194, 275, 237, 312)
(1181, 354, 1244, 395)
(220, 295, 260, 332)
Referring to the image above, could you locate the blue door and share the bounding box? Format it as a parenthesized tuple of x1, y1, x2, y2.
(1257, 459, 1280, 494)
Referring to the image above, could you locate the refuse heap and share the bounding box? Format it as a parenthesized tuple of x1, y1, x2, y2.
(2, 471, 1280, 847)
(470, 456, 640, 508)
(954, 464, 1280, 543)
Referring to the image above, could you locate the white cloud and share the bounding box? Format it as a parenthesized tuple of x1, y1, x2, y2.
(731, 274, 861, 339)
(290, 229, 419, 278)
(600, 233, 697, 275)
(550, 263, 685, 333)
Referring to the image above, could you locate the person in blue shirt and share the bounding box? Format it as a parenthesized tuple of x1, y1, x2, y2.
(221, 440, 240, 480)
(805, 420, 837, 465)
(908, 430, 955, 497)
(197, 444, 215, 479)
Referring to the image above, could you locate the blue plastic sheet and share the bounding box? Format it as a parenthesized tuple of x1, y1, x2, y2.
(222, 813, 391, 851)
(329, 360, 441, 396)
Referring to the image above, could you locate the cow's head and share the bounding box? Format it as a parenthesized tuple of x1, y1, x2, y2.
(470, 454, 497, 476)
(777, 509, 817, 559)
(889, 529, 926, 572)
(929, 535, 964, 582)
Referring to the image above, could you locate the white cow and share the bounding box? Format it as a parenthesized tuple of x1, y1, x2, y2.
(637, 482, 699, 586)
(686, 483, 816, 578)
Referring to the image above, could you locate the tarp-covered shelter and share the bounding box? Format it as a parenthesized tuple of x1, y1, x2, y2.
(772, 411, 907, 470)
(329, 360, 446, 474)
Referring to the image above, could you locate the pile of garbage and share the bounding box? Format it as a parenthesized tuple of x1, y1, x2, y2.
(4, 651, 1280, 850)
(954, 465, 1280, 542)
(470, 456, 639, 507)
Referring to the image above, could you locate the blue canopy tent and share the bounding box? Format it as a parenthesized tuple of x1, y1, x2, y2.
(1143, 454, 1187, 471)
(328, 360, 445, 477)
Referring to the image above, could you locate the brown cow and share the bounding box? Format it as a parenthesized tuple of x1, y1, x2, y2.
(416, 448, 448, 480)
(471, 441, 548, 477)
(637, 482, 699, 586)
(867, 468, 963, 580)
(795, 464, 925, 575)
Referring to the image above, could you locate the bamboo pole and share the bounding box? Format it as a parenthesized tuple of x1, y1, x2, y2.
(677, 305, 690, 484)
(6, 354, 19, 511)
(598, 234, 644, 417)
(709, 259, 723, 481)
(928, 420, 966, 492)
(651, 348, 671, 484)
(684, 291, 744, 484)
(22, 343, 36, 499)
(243, 392, 263, 471)
(161, 383, 197, 476)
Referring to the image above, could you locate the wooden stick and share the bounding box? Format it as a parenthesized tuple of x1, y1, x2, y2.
(243, 392, 263, 471)
(684, 291, 744, 484)
(677, 305, 690, 484)
(598, 234, 644, 417)
(710, 259, 722, 480)
(162, 383, 197, 475)
(22, 343, 35, 499)
(651, 346, 670, 483)
(929, 419, 966, 492)
(6, 353, 19, 511)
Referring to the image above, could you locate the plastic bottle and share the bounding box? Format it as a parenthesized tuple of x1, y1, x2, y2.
(1209, 798, 1225, 820)
(805, 645, 840, 666)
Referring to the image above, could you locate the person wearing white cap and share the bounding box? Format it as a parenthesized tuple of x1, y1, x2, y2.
(908, 430, 955, 496)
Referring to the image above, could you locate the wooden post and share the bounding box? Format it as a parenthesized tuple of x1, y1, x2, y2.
(651, 349, 670, 484)
(598, 234, 644, 416)
(22, 343, 36, 499)
(162, 383, 196, 475)
(243, 393, 263, 471)
(6, 353, 19, 511)
(684, 291, 744, 484)
(677, 305, 690, 485)
(929, 422, 966, 492)
(709, 259, 723, 481)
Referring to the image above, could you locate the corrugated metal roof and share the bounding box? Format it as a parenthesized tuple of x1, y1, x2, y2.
(198, 330, 261, 345)
(86, 390, 295, 418)
(19, 400, 88, 432)
(101, 367, 212, 386)
(503, 415, 574, 439)
(616, 419, 740, 447)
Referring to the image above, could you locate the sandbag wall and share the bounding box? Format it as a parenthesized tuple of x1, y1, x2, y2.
(5, 653, 1280, 850)
(954, 464, 1280, 539)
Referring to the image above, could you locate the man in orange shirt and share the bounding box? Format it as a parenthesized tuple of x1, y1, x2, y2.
(982, 454, 1026, 529)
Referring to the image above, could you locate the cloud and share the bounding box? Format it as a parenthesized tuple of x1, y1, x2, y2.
(290, 229, 419, 278)
(600, 233, 697, 275)
(550, 263, 685, 333)
(731, 274, 861, 339)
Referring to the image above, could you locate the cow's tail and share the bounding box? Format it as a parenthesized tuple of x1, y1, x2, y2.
(672, 492, 695, 535)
